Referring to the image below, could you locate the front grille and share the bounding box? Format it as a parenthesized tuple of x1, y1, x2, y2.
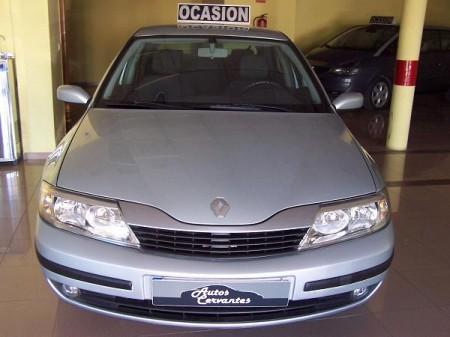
(130, 226, 309, 258)
(64, 285, 376, 324)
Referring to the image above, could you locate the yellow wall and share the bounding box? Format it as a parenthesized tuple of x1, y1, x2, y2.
(225, 0, 297, 38)
(68, 0, 450, 85)
(425, 0, 450, 26)
(66, 0, 204, 84)
(0, 1, 14, 52)
(0, 0, 63, 154)
(68, 0, 299, 84)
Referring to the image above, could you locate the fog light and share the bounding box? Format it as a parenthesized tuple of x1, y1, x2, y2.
(352, 287, 368, 299)
(61, 284, 80, 298)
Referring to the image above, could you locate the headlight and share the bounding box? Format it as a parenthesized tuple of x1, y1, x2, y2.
(39, 181, 139, 247)
(330, 67, 360, 75)
(300, 192, 390, 249)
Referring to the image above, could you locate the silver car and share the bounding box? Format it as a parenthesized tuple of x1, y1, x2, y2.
(36, 25, 394, 328)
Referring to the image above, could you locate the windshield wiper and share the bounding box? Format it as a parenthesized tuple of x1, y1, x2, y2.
(197, 103, 292, 112)
(103, 101, 190, 110)
(103, 101, 293, 112)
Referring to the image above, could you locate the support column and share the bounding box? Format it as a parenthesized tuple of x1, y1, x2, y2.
(386, 0, 428, 151)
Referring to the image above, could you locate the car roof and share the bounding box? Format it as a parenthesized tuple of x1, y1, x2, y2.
(134, 25, 289, 41)
(423, 25, 450, 31)
(361, 23, 450, 31)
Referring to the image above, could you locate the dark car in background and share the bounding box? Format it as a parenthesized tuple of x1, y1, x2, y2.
(307, 24, 450, 110)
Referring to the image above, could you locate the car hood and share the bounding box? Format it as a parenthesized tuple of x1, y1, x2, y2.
(307, 47, 372, 68)
(57, 108, 376, 225)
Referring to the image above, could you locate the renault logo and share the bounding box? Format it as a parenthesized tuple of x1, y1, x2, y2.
(210, 197, 230, 218)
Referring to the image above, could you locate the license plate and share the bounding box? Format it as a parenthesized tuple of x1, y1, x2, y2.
(152, 278, 291, 307)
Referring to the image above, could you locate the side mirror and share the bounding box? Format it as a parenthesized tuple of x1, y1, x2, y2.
(57, 85, 90, 104)
(332, 92, 364, 110)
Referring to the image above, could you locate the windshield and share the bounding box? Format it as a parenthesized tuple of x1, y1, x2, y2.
(97, 36, 325, 113)
(326, 25, 398, 51)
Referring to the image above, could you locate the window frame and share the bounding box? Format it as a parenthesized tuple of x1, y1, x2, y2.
(324, 25, 399, 52)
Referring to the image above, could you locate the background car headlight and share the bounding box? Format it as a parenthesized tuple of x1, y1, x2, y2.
(39, 181, 139, 247)
(330, 67, 360, 75)
(300, 192, 390, 249)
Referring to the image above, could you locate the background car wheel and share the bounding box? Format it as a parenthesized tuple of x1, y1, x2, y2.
(364, 78, 391, 110)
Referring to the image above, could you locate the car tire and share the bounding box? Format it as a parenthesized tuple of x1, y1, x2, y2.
(364, 78, 392, 110)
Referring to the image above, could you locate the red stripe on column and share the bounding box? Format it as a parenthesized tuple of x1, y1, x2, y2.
(394, 60, 418, 86)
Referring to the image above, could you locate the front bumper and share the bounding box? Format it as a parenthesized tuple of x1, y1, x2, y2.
(316, 72, 369, 99)
(36, 217, 394, 328)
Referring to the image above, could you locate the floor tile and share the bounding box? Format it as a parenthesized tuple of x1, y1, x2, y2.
(366, 270, 434, 313)
(2, 239, 37, 267)
(374, 307, 450, 337)
(0, 240, 8, 264)
(440, 305, 450, 317)
(391, 237, 449, 272)
(399, 269, 450, 307)
(0, 217, 21, 243)
(0, 265, 54, 302)
(394, 186, 450, 217)
(395, 219, 448, 243)
(12, 213, 37, 241)
(52, 301, 191, 337)
(0, 298, 57, 337)
(0, 183, 33, 203)
(0, 197, 27, 218)
(400, 153, 450, 182)
(291, 313, 391, 337)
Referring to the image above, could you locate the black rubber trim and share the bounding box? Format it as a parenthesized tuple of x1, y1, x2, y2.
(62, 284, 378, 323)
(304, 254, 393, 292)
(36, 251, 132, 290)
(370, 149, 450, 154)
(386, 179, 450, 187)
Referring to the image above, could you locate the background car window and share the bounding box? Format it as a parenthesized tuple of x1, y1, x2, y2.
(421, 30, 441, 53)
(325, 25, 398, 51)
(381, 38, 398, 56)
(440, 30, 450, 51)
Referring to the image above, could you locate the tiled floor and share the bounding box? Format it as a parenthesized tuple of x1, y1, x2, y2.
(0, 94, 449, 336)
